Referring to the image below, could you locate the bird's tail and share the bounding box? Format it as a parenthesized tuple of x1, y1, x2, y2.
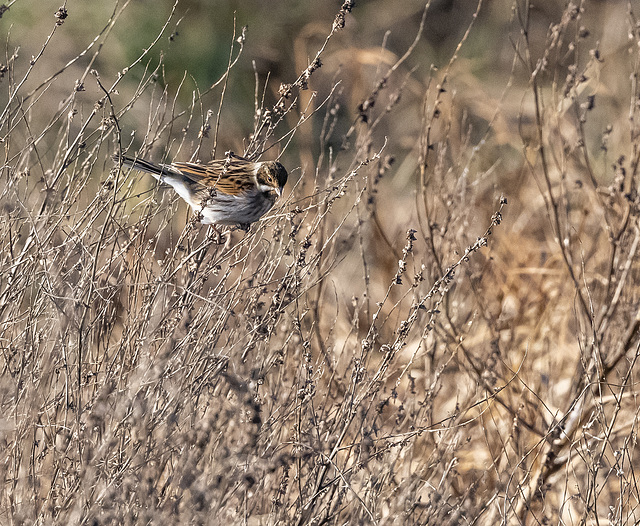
(113, 154, 173, 181)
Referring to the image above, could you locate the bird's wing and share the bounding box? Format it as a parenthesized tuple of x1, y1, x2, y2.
(171, 161, 255, 197)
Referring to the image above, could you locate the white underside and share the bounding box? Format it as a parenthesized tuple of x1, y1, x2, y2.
(162, 176, 275, 225)
(199, 192, 275, 225)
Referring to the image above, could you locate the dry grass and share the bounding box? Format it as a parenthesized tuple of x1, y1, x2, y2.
(1, 0, 640, 524)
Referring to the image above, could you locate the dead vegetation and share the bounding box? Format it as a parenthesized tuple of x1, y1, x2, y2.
(1, 1, 640, 524)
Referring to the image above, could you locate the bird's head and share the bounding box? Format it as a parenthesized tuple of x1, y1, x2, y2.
(257, 161, 288, 197)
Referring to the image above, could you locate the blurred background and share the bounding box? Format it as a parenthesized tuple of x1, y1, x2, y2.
(3, 0, 631, 225)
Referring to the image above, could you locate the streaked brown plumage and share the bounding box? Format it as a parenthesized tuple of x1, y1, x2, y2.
(115, 152, 288, 226)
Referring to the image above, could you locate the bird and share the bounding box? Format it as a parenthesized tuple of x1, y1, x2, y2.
(115, 152, 288, 227)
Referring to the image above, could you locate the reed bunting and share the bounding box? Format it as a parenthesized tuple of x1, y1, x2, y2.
(115, 152, 288, 227)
